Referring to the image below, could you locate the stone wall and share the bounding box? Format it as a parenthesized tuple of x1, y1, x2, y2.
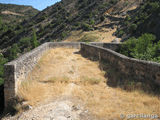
(4, 43, 49, 108)
(80, 43, 160, 87)
(3, 42, 121, 108)
(4, 42, 82, 107)
(4, 41, 160, 108)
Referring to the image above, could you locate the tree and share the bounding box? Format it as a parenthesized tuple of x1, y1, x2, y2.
(31, 29, 39, 48)
(81, 22, 94, 31)
(129, 24, 137, 33)
(0, 54, 7, 77)
(0, 17, 2, 29)
(19, 37, 31, 48)
(8, 44, 21, 61)
(0, 53, 8, 85)
(118, 33, 160, 62)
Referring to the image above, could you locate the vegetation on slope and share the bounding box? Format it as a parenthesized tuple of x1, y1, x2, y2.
(0, 0, 122, 86)
(0, 3, 39, 24)
(118, 33, 160, 62)
(116, 0, 160, 62)
(0, 0, 120, 50)
(116, 0, 160, 40)
(0, 25, 39, 85)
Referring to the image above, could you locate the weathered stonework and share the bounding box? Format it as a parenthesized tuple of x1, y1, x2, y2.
(3, 42, 123, 108)
(80, 43, 160, 87)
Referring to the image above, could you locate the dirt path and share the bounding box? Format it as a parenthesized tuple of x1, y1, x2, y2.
(2, 48, 160, 120)
(1, 11, 24, 16)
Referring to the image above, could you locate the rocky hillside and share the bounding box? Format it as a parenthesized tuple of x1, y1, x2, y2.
(0, 3, 39, 24)
(116, 0, 160, 41)
(1, 0, 158, 115)
(0, 0, 142, 96)
(0, 0, 142, 52)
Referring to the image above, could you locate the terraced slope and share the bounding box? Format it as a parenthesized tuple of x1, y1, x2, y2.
(0, 3, 39, 24)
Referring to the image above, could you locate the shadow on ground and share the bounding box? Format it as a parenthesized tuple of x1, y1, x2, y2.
(79, 51, 160, 96)
(0, 85, 4, 116)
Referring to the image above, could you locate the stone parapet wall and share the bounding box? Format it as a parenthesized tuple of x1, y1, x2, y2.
(80, 43, 160, 87)
(3, 42, 121, 108)
(4, 42, 81, 107)
(4, 43, 49, 107)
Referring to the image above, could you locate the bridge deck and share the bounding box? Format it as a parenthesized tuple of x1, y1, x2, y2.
(15, 48, 160, 120)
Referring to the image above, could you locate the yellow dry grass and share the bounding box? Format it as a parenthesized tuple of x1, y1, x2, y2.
(64, 29, 117, 43)
(73, 84, 160, 119)
(18, 48, 160, 119)
(18, 48, 105, 106)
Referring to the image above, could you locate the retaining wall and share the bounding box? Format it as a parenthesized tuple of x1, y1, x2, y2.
(4, 42, 119, 107)
(80, 43, 160, 87)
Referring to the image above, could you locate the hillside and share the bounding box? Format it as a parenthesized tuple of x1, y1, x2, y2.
(0, 0, 143, 93)
(1, 0, 160, 117)
(0, 3, 39, 24)
(114, 0, 160, 63)
(0, 0, 142, 53)
(116, 0, 160, 41)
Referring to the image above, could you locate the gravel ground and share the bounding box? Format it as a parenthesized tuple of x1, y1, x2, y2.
(2, 96, 97, 120)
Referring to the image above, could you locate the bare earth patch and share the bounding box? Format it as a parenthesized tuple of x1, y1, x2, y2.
(64, 29, 117, 43)
(3, 48, 160, 120)
(1, 11, 24, 16)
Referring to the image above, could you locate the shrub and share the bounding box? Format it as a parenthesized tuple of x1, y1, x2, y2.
(129, 24, 137, 33)
(119, 37, 137, 57)
(125, 15, 131, 21)
(0, 54, 8, 85)
(90, 19, 95, 25)
(19, 37, 31, 48)
(100, 16, 105, 22)
(79, 33, 99, 42)
(31, 29, 39, 48)
(0, 78, 3, 85)
(149, 2, 160, 12)
(8, 44, 21, 61)
(117, 29, 125, 37)
(61, 31, 69, 39)
(110, 0, 118, 4)
(81, 22, 94, 31)
(0, 17, 2, 29)
(118, 33, 160, 62)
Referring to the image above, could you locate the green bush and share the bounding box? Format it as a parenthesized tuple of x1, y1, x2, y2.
(90, 19, 95, 25)
(0, 17, 2, 29)
(0, 54, 8, 85)
(0, 78, 4, 86)
(19, 37, 31, 48)
(129, 24, 137, 33)
(61, 31, 69, 39)
(118, 33, 160, 62)
(117, 29, 125, 37)
(81, 22, 94, 31)
(149, 2, 160, 12)
(31, 29, 39, 48)
(8, 44, 21, 61)
(79, 33, 99, 42)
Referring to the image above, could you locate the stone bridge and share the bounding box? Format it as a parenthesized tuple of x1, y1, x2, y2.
(4, 42, 160, 108)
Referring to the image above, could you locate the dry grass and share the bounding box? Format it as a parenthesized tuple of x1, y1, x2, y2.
(18, 48, 160, 119)
(18, 48, 105, 106)
(73, 84, 160, 119)
(18, 80, 66, 106)
(64, 29, 118, 43)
